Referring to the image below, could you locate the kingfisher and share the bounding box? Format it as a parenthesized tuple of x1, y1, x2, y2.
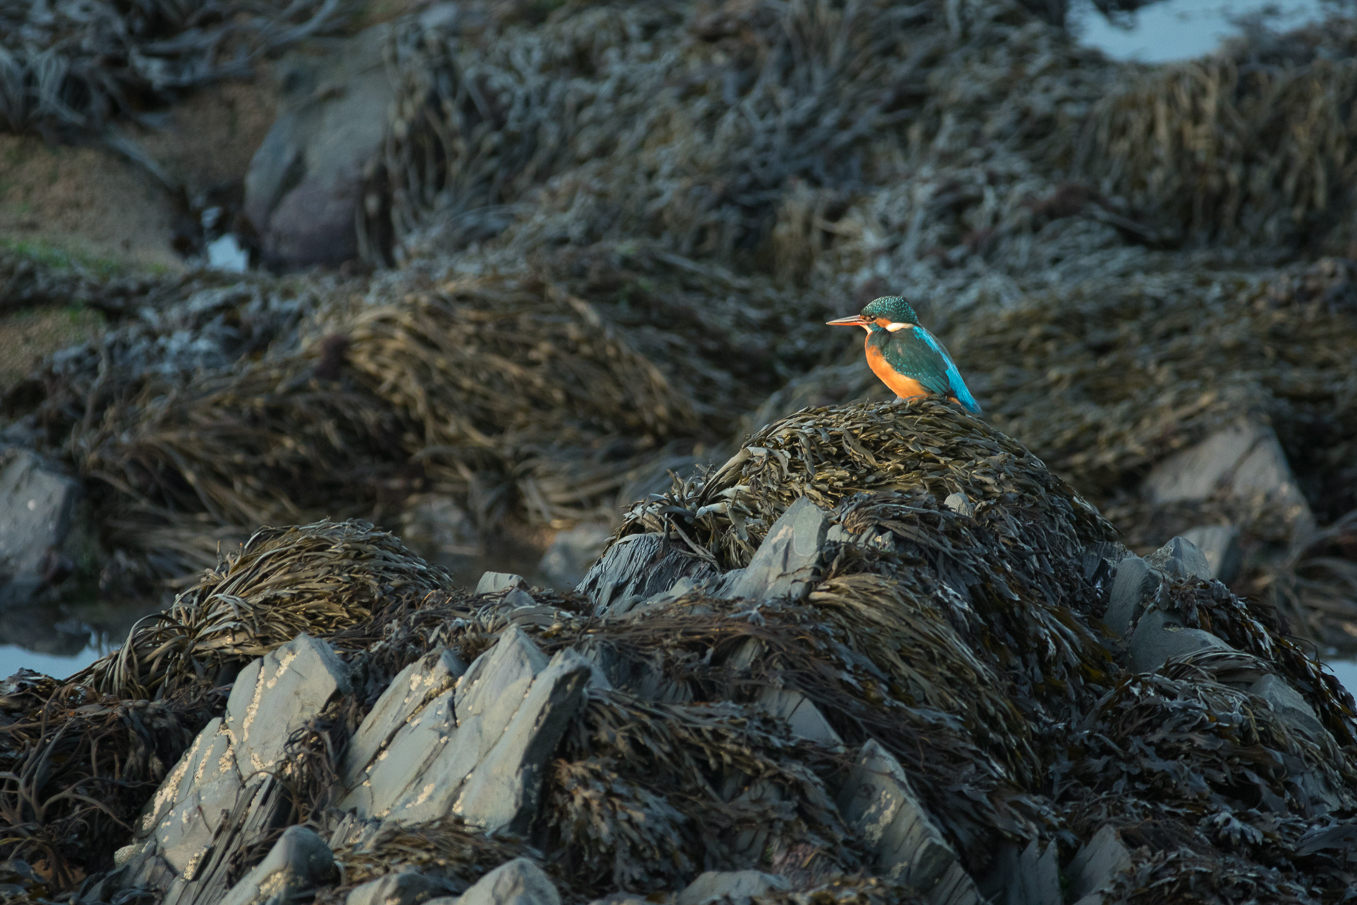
(827, 295, 981, 413)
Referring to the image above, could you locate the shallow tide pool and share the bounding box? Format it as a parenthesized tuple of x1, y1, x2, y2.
(1071, 0, 1340, 62)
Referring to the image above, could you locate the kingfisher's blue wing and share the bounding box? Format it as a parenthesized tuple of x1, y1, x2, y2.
(882, 328, 982, 413)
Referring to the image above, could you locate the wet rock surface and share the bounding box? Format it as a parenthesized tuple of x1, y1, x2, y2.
(109, 633, 351, 903)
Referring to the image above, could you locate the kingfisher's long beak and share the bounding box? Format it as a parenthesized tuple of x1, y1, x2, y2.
(826, 314, 870, 331)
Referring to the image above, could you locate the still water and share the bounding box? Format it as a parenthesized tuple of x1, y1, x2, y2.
(0, 594, 162, 681)
(1071, 0, 1342, 62)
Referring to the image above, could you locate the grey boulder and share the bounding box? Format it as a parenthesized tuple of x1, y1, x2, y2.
(244, 9, 457, 269)
(1143, 421, 1314, 542)
(721, 497, 829, 602)
(1128, 609, 1235, 674)
(346, 869, 447, 905)
(426, 858, 560, 905)
(0, 448, 95, 608)
(1180, 525, 1244, 584)
(1068, 826, 1132, 904)
(1250, 674, 1330, 743)
(218, 826, 336, 905)
(1104, 554, 1159, 636)
(676, 870, 789, 905)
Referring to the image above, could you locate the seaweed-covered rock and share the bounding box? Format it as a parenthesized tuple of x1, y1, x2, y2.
(338, 627, 593, 833)
(7, 402, 1357, 905)
(219, 826, 337, 905)
(116, 634, 350, 900)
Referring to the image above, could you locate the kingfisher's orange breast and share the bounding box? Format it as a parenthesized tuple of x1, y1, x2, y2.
(865, 338, 928, 399)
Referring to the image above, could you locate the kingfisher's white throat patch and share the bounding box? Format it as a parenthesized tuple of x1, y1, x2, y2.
(885, 322, 912, 332)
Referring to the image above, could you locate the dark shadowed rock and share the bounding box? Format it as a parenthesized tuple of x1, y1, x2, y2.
(979, 840, 1059, 905)
(1107, 536, 1216, 640)
(402, 495, 480, 561)
(1105, 554, 1159, 636)
(218, 826, 336, 905)
(244, 25, 394, 269)
(1145, 536, 1211, 583)
(1250, 674, 1330, 743)
(244, 8, 458, 269)
(578, 532, 719, 616)
(1180, 525, 1244, 583)
(1128, 609, 1235, 673)
(1068, 826, 1132, 905)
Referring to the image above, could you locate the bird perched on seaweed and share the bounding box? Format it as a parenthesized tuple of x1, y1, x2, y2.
(828, 295, 981, 413)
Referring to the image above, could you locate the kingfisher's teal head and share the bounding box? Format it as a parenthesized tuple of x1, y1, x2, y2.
(825, 295, 919, 332)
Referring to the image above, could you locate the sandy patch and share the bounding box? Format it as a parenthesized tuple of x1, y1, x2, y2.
(0, 73, 279, 275)
(0, 303, 104, 392)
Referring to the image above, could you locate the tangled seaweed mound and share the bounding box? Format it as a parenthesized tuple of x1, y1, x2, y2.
(0, 0, 352, 138)
(7, 245, 824, 584)
(4, 403, 1356, 903)
(1076, 21, 1357, 248)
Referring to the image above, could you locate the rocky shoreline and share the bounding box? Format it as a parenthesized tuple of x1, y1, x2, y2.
(5, 1, 1357, 902)
(4, 402, 1356, 904)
